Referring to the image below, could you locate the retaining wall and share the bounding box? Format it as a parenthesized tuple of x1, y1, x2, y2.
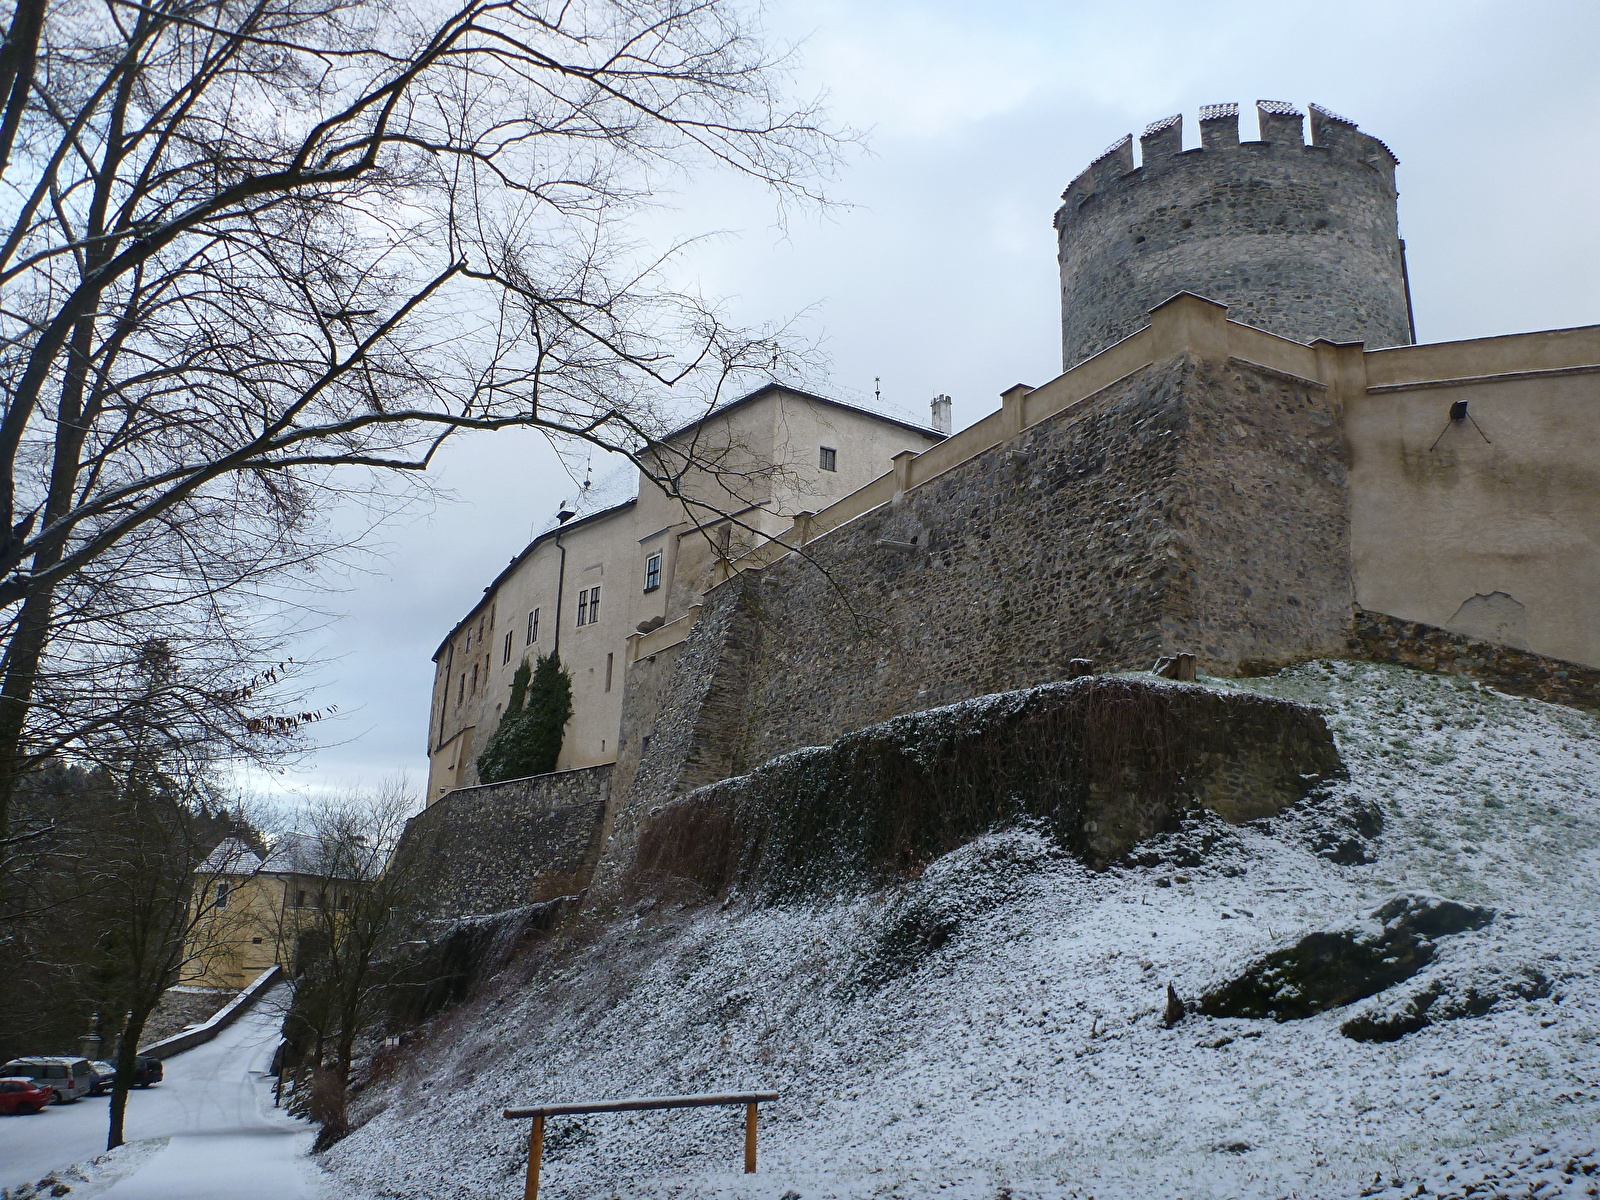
(1353, 609, 1599, 710)
(398, 764, 612, 917)
(141, 965, 283, 1059)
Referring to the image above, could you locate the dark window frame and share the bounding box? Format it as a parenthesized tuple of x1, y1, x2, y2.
(576, 585, 601, 626)
(644, 552, 662, 593)
(819, 446, 837, 472)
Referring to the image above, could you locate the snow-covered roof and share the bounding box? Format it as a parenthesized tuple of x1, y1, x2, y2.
(198, 832, 356, 879)
(197, 836, 263, 876)
(259, 831, 330, 875)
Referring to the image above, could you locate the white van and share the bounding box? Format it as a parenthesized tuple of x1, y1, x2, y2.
(1, 1056, 94, 1103)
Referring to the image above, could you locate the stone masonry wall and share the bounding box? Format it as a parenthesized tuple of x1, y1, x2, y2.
(1163, 355, 1352, 668)
(592, 584, 760, 891)
(1353, 609, 1599, 711)
(728, 351, 1351, 770)
(397, 764, 612, 918)
(585, 346, 1357, 890)
(626, 676, 1345, 898)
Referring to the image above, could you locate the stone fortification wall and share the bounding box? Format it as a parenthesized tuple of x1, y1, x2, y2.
(397, 764, 611, 917)
(594, 584, 757, 889)
(1354, 610, 1599, 711)
(594, 319, 1356, 889)
(1161, 353, 1352, 670)
(730, 349, 1349, 769)
(1056, 102, 1412, 368)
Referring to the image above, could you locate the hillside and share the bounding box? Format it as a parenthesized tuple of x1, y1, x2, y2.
(326, 662, 1600, 1199)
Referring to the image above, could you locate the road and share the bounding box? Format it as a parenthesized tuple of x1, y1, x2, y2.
(0, 985, 324, 1198)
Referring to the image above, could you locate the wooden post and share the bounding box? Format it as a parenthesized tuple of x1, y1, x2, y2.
(524, 1113, 544, 1200)
(744, 1102, 757, 1173)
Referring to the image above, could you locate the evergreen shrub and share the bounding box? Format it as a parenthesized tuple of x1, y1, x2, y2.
(476, 653, 572, 783)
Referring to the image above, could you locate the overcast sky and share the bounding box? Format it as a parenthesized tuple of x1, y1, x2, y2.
(260, 0, 1600, 801)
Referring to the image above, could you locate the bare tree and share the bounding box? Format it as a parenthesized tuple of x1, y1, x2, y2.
(276, 778, 423, 1143)
(0, 0, 844, 850)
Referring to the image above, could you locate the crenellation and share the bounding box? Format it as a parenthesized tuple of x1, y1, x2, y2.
(1140, 113, 1183, 160)
(1091, 134, 1134, 187)
(1308, 101, 1357, 150)
(1256, 99, 1305, 148)
(1198, 102, 1240, 149)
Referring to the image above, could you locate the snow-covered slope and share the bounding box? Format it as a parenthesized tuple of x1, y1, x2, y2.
(326, 662, 1600, 1200)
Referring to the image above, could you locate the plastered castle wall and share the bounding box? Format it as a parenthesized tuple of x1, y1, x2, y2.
(1351, 325, 1600, 669)
(1057, 102, 1413, 368)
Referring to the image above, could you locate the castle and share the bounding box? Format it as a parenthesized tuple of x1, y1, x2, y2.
(409, 102, 1599, 917)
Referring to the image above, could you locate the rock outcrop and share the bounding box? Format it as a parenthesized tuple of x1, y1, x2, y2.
(1198, 893, 1494, 1023)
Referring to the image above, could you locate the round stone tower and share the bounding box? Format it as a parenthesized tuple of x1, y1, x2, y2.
(1055, 101, 1415, 369)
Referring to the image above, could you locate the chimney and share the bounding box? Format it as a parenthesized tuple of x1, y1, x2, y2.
(930, 394, 953, 435)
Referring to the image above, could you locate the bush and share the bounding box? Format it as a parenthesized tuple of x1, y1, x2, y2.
(477, 653, 572, 783)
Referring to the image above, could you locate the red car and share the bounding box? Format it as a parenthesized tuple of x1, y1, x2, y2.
(0, 1076, 51, 1114)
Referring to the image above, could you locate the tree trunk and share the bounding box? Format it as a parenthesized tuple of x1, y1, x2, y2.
(0, 586, 56, 847)
(106, 1005, 151, 1151)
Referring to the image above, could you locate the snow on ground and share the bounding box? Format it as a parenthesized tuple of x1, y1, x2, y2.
(0, 986, 324, 1200)
(324, 662, 1600, 1200)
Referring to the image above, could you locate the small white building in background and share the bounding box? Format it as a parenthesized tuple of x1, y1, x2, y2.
(426, 384, 948, 803)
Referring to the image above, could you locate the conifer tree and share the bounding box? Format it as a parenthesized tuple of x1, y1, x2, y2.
(477, 654, 572, 783)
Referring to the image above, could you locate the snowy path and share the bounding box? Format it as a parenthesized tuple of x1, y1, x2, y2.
(0, 985, 323, 1199)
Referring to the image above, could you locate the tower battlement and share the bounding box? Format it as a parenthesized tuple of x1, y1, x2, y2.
(1054, 102, 1413, 367)
(1057, 101, 1397, 213)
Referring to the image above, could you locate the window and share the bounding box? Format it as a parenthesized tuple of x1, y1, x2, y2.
(470, 662, 479, 694)
(457, 673, 465, 705)
(644, 552, 662, 593)
(215, 881, 230, 909)
(296, 889, 307, 907)
(340, 894, 352, 911)
(251, 936, 263, 944)
(605, 652, 614, 692)
(576, 585, 601, 626)
(527, 608, 539, 644)
(819, 446, 837, 471)
(502, 630, 513, 664)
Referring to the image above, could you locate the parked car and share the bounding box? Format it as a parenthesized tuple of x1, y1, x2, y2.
(0, 1057, 93, 1104)
(0, 1077, 52, 1115)
(88, 1060, 117, 1095)
(84, 1057, 162, 1092)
